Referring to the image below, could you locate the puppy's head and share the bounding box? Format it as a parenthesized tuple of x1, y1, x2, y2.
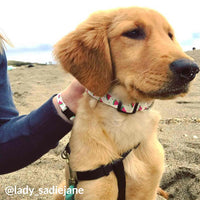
(54, 7, 199, 101)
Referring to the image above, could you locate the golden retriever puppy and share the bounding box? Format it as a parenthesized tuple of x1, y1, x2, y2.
(54, 7, 199, 200)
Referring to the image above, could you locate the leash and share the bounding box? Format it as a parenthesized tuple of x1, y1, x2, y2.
(61, 145, 77, 200)
(62, 143, 140, 200)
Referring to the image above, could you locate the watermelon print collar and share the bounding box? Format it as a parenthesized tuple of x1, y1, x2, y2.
(86, 90, 154, 114)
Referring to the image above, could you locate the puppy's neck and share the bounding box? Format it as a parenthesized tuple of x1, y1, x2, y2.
(83, 90, 160, 155)
(86, 89, 154, 114)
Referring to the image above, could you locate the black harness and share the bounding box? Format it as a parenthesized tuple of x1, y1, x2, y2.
(61, 142, 140, 200)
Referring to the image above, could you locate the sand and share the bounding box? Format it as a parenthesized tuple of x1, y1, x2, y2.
(0, 50, 200, 200)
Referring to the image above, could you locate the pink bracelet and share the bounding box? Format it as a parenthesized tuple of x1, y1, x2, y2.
(56, 93, 75, 120)
(57, 93, 67, 112)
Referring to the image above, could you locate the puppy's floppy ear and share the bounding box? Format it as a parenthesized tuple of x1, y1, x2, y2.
(54, 14, 113, 96)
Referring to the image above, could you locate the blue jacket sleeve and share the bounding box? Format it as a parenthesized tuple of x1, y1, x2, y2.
(0, 50, 72, 174)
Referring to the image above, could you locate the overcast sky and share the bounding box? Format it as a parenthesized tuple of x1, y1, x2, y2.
(0, 0, 200, 62)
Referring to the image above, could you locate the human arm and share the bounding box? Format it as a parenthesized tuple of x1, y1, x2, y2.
(0, 80, 84, 174)
(0, 50, 85, 174)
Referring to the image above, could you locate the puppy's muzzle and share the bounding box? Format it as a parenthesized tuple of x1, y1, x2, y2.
(170, 59, 199, 83)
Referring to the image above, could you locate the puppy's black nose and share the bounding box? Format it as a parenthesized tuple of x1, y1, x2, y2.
(170, 59, 199, 82)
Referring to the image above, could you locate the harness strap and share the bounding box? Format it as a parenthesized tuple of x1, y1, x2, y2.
(112, 160, 126, 200)
(77, 163, 113, 180)
(76, 155, 129, 200)
(62, 143, 140, 200)
(76, 148, 133, 181)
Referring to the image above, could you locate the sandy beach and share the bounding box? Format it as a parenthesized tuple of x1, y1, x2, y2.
(0, 50, 200, 200)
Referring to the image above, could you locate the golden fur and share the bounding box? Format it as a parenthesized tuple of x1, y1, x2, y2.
(54, 7, 193, 200)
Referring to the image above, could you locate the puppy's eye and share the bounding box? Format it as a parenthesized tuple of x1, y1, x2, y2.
(168, 32, 173, 40)
(123, 28, 145, 40)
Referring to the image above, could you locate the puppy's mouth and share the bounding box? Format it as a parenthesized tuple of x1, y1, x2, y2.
(147, 84, 189, 99)
(134, 82, 189, 99)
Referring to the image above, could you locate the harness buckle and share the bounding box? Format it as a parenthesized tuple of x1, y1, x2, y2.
(61, 148, 68, 160)
(102, 164, 112, 176)
(117, 101, 123, 112)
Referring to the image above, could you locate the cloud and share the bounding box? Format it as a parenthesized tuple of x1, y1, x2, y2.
(2, 0, 200, 62)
